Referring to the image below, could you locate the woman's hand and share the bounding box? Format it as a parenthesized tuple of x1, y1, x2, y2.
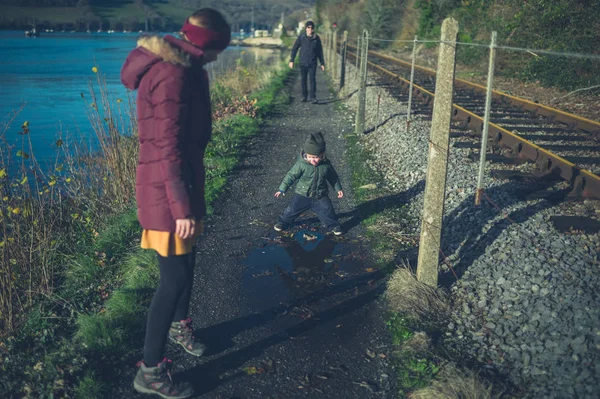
(337, 191, 344, 198)
(175, 218, 196, 239)
(274, 191, 284, 198)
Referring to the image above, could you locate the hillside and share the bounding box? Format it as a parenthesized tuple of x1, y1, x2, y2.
(317, 0, 600, 90)
(0, 0, 316, 32)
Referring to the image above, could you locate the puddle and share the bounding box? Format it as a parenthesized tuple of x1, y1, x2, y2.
(243, 229, 368, 312)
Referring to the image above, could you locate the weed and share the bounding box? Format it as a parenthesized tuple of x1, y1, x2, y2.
(387, 312, 414, 346)
(397, 356, 440, 393)
(74, 371, 108, 399)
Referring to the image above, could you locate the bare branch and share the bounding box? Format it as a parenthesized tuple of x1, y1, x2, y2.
(551, 85, 600, 103)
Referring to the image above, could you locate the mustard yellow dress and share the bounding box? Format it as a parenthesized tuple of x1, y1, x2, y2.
(141, 221, 204, 257)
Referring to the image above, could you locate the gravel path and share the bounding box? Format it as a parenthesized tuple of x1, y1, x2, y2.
(341, 58, 600, 398)
(113, 68, 396, 398)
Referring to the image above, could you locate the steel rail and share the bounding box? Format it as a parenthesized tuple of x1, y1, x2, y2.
(347, 44, 600, 136)
(344, 46, 600, 198)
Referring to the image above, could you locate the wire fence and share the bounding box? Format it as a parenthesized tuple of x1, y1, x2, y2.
(320, 26, 600, 285)
(349, 36, 600, 61)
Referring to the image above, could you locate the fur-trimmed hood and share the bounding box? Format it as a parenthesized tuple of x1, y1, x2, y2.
(121, 35, 204, 90)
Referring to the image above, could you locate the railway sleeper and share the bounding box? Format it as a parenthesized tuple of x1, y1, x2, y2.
(365, 50, 600, 199)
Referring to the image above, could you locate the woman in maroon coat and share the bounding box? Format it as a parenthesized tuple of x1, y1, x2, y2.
(121, 8, 230, 398)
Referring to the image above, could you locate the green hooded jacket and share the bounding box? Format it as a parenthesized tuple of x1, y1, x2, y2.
(278, 154, 342, 198)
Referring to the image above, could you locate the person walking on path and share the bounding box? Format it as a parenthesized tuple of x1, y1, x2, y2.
(274, 132, 344, 235)
(289, 20, 325, 103)
(120, 8, 230, 398)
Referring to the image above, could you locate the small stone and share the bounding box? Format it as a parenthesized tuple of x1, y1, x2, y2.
(572, 336, 586, 345)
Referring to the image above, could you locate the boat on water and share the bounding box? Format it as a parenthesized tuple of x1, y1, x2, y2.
(25, 28, 40, 37)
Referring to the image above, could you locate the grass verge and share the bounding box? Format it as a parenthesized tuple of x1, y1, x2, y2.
(0, 61, 292, 398)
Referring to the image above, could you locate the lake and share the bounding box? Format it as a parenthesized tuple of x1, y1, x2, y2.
(0, 30, 280, 165)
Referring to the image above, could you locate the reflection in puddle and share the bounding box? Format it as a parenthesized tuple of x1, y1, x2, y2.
(243, 230, 359, 312)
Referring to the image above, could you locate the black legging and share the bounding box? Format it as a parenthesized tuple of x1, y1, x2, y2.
(143, 250, 195, 366)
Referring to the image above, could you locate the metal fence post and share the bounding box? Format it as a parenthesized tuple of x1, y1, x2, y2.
(475, 31, 497, 206)
(332, 29, 338, 80)
(407, 35, 418, 131)
(416, 18, 459, 287)
(375, 90, 381, 133)
(327, 32, 332, 67)
(323, 32, 329, 66)
(329, 31, 335, 77)
(355, 29, 369, 135)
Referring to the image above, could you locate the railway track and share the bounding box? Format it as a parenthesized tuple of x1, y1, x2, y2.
(344, 44, 600, 199)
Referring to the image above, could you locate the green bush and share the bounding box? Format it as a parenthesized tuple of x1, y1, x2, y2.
(522, 56, 600, 90)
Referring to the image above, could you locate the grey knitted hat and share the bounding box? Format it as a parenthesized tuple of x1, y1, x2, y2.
(304, 132, 326, 155)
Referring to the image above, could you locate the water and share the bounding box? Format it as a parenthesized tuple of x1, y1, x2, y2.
(0, 30, 280, 165)
(244, 230, 371, 312)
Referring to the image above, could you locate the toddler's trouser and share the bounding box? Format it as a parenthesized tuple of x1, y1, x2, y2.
(279, 194, 339, 228)
(143, 250, 195, 366)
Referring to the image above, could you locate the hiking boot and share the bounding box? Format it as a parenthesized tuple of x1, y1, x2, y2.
(301, 97, 307, 102)
(331, 225, 343, 236)
(168, 318, 206, 357)
(274, 222, 285, 232)
(311, 98, 318, 104)
(133, 358, 193, 399)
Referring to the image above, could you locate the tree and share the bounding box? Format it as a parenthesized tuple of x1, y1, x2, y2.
(365, 0, 402, 46)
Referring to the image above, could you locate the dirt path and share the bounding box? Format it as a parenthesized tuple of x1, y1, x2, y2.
(116, 70, 397, 398)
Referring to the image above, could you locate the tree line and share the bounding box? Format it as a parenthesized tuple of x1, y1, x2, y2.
(0, 0, 315, 32)
(316, 0, 600, 90)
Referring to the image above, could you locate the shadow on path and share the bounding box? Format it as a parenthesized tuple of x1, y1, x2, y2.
(180, 281, 386, 396)
(340, 180, 425, 232)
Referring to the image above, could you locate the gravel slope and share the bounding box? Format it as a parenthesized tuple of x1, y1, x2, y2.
(342, 58, 600, 398)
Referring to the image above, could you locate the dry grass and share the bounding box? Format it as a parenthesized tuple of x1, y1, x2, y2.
(0, 68, 137, 333)
(410, 367, 502, 399)
(219, 57, 277, 96)
(401, 331, 431, 357)
(386, 264, 450, 329)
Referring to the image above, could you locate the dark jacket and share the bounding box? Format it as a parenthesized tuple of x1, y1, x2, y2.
(121, 35, 211, 232)
(290, 33, 325, 67)
(278, 153, 342, 198)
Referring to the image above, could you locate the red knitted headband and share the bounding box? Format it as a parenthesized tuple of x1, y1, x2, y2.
(181, 19, 230, 51)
